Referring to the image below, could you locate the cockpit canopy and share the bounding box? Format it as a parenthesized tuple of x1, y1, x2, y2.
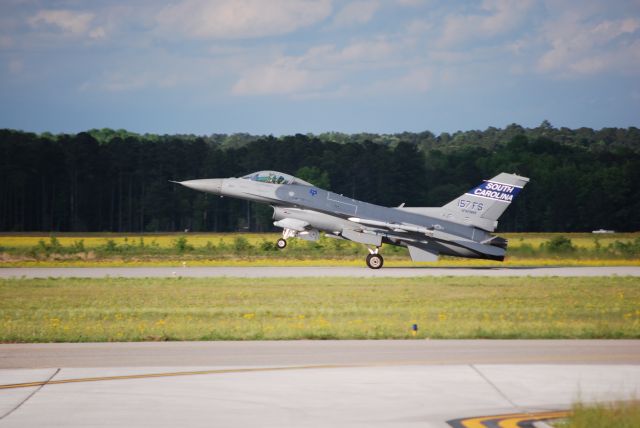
(241, 171, 313, 186)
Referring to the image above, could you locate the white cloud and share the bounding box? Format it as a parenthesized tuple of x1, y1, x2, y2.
(438, 0, 534, 47)
(405, 19, 432, 35)
(332, 1, 380, 27)
(78, 51, 229, 93)
(370, 67, 433, 93)
(0, 35, 14, 49)
(537, 16, 640, 75)
(28, 10, 94, 35)
(156, 0, 332, 39)
(396, 0, 427, 6)
(89, 27, 107, 40)
(8, 59, 23, 74)
(325, 39, 396, 64)
(81, 69, 190, 92)
(230, 37, 405, 96)
(231, 47, 338, 96)
(81, 72, 148, 92)
(232, 61, 329, 96)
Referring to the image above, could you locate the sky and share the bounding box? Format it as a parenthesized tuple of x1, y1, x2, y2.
(1, 0, 639, 135)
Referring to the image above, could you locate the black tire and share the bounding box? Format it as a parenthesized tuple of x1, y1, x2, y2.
(276, 238, 287, 249)
(366, 253, 383, 269)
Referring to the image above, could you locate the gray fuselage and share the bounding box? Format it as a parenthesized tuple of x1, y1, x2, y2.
(183, 176, 504, 261)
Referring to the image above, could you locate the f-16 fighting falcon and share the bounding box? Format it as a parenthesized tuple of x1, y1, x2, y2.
(174, 171, 529, 269)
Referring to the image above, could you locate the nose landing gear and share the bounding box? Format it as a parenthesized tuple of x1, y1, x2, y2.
(277, 228, 297, 250)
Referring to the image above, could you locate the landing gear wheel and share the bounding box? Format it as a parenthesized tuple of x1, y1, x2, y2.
(366, 253, 384, 269)
(276, 238, 287, 249)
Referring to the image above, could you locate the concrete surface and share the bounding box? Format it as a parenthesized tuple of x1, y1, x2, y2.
(1, 341, 640, 427)
(1, 266, 639, 278)
(1, 364, 638, 427)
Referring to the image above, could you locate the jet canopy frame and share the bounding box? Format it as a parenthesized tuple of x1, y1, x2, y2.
(241, 171, 313, 186)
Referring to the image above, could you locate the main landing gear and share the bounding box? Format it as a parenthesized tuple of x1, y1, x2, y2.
(366, 247, 384, 269)
(276, 238, 287, 249)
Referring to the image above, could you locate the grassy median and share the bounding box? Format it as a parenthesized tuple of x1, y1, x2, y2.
(1, 276, 638, 342)
(1, 232, 639, 267)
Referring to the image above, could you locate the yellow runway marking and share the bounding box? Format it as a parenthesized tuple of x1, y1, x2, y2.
(499, 410, 569, 427)
(1, 352, 636, 390)
(0, 365, 353, 390)
(449, 410, 570, 427)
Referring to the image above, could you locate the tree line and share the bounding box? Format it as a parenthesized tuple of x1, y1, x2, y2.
(1, 123, 638, 233)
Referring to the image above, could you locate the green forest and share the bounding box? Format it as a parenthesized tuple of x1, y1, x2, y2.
(1, 122, 639, 233)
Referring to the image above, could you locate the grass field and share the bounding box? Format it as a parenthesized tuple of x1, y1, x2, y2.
(0, 232, 279, 249)
(556, 400, 640, 428)
(1, 231, 637, 250)
(1, 276, 638, 342)
(1, 232, 639, 267)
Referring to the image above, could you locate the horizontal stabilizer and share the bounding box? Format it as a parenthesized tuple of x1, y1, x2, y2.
(407, 245, 438, 262)
(452, 239, 505, 258)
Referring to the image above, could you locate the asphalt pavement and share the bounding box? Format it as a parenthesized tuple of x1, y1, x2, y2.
(1, 266, 639, 278)
(2, 340, 639, 368)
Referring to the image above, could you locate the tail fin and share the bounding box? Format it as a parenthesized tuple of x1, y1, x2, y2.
(442, 173, 529, 232)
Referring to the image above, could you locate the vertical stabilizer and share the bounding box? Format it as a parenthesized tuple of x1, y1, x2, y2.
(441, 173, 529, 231)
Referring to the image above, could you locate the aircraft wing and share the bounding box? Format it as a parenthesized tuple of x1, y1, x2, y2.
(341, 228, 382, 247)
(346, 216, 504, 261)
(343, 218, 440, 262)
(348, 217, 435, 236)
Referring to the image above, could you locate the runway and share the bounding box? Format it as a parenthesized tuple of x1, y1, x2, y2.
(1, 341, 639, 427)
(2, 340, 640, 368)
(1, 266, 639, 278)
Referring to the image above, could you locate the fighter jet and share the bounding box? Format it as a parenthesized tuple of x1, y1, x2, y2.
(174, 170, 529, 269)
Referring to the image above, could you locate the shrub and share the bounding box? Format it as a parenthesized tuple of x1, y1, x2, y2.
(259, 240, 277, 251)
(48, 236, 62, 252)
(216, 239, 229, 252)
(103, 239, 118, 253)
(173, 236, 194, 253)
(511, 243, 536, 257)
(70, 240, 85, 253)
(34, 239, 48, 254)
(31, 236, 65, 256)
(543, 236, 576, 253)
(609, 238, 640, 257)
(232, 236, 252, 253)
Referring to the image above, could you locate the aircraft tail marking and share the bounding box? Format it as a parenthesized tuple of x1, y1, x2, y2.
(442, 172, 529, 232)
(465, 179, 523, 202)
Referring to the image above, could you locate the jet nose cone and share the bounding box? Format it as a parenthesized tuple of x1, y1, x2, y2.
(176, 179, 224, 195)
